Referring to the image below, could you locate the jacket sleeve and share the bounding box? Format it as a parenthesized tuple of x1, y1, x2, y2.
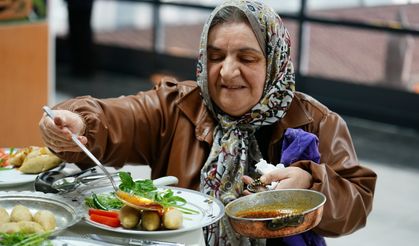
(51, 80, 182, 168)
(293, 112, 377, 237)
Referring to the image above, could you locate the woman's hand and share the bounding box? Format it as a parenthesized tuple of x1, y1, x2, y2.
(241, 166, 313, 196)
(261, 167, 312, 190)
(39, 109, 87, 153)
(241, 175, 255, 196)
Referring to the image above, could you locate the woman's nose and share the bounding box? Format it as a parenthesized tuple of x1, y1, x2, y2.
(220, 57, 240, 80)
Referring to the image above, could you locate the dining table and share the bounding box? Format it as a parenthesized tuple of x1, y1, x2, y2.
(0, 163, 206, 246)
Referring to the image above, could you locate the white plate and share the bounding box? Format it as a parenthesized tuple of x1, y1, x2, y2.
(84, 186, 224, 235)
(0, 148, 38, 187)
(0, 166, 38, 187)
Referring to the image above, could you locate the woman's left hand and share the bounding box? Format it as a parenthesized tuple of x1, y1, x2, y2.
(260, 166, 313, 190)
(241, 167, 312, 196)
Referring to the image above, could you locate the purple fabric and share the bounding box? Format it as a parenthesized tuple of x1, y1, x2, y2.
(277, 128, 326, 246)
(280, 128, 321, 166)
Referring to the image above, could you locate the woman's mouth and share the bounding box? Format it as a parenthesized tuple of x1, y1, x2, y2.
(222, 84, 245, 89)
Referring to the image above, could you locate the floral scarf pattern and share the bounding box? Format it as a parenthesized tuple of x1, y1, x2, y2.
(197, 0, 295, 245)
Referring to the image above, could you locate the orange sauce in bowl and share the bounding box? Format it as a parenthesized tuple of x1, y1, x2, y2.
(236, 210, 289, 218)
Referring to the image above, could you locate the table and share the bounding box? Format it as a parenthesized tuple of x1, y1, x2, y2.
(0, 164, 205, 246)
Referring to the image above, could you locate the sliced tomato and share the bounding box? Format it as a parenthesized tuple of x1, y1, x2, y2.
(90, 214, 120, 227)
(0, 149, 10, 167)
(88, 208, 119, 218)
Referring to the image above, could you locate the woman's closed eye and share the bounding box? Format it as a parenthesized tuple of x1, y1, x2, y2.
(208, 53, 225, 62)
(208, 54, 261, 64)
(239, 55, 259, 63)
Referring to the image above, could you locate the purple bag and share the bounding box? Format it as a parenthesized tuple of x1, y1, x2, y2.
(280, 128, 321, 165)
(271, 128, 326, 246)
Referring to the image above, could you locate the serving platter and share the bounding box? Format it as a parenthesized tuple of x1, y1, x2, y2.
(0, 191, 83, 234)
(84, 186, 225, 235)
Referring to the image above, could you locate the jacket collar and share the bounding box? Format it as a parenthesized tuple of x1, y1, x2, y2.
(271, 92, 314, 143)
(176, 86, 216, 144)
(177, 88, 312, 145)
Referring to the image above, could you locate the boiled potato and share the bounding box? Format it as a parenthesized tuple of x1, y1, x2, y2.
(0, 207, 10, 223)
(10, 205, 32, 222)
(33, 210, 56, 231)
(119, 205, 140, 229)
(162, 207, 183, 230)
(17, 221, 45, 234)
(141, 211, 161, 231)
(0, 222, 20, 233)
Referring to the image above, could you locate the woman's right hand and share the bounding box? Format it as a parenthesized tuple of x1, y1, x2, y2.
(39, 109, 87, 153)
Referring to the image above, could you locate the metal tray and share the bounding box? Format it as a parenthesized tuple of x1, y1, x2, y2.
(0, 191, 83, 234)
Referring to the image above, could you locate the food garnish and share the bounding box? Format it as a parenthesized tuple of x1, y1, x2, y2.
(85, 192, 123, 210)
(0, 232, 52, 246)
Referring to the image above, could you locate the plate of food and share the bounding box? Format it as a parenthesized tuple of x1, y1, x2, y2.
(0, 147, 62, 188)
(83, 172, 224, 235)
(0, 191, 83, 236)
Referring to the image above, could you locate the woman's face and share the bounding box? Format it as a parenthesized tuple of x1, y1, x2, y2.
(207, 22, 266, 117)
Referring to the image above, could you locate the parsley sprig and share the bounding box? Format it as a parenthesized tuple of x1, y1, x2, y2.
(0, 232, 52, 246)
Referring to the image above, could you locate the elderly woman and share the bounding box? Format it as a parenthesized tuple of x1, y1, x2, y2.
(39, 0, 376, 245)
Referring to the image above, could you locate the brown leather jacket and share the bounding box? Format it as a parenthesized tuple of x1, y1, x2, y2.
(54, 79, 376, 237)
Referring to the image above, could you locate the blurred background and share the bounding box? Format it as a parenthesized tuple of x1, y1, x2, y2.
(1, 0, 419, 245)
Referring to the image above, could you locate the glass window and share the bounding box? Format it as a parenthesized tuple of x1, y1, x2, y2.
(92, 1, 154, 50)
(159, 5, 210, 57)
(303, 23, 419, 93)
(307, 1, 419, 27)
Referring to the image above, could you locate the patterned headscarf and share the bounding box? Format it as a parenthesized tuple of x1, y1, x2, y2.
(197, 0, 295, 245)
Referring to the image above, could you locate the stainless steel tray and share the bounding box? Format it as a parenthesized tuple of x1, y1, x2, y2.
(0, 191, 83, 234)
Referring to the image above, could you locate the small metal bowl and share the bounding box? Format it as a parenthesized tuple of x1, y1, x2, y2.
(225, 189, 326, 238)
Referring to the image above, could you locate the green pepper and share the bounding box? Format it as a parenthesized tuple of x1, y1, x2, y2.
(92, 193, 108, 210)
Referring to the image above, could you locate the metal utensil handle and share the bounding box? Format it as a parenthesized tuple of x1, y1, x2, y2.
(129, 239, 185, 246)
(42, 106, 119, 191)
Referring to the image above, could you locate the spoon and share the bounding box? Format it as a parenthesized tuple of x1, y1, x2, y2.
(43, 106, 178, 212)
(43, 106, 119, 192)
